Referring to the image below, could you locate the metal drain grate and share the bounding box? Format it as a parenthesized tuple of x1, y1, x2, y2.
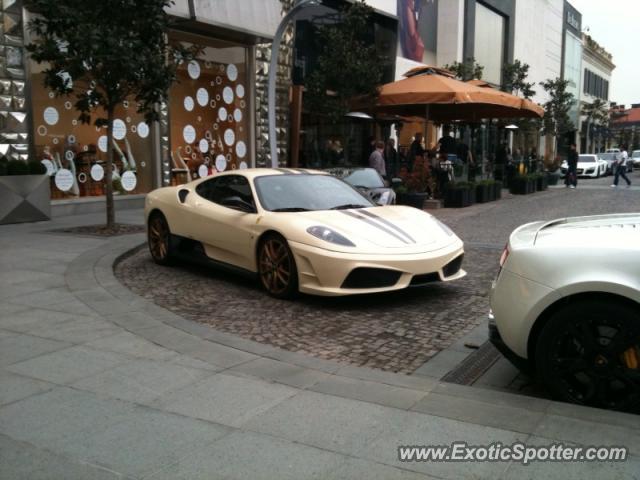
(440, 341, 502, 385)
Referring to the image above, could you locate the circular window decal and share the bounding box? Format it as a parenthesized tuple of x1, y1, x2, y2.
(185, 145, 192, 154)
(223, 87, 234, 104)
(240, 100, 246, 108)
(137, 122, 149, 138)
(83, 145, 88, 152)
(191, 153, 197, 160)
(204, 61, 212, 69)
(198, 164, 209, 178)
(123, 100, 129, 109)
(196, 88, 209, 107)
(213, 123, 219, 130)
(41, 159, 54, 176)
(236, 141, 247, 159)
(77, 172, 87, 184)
(236, 84, 245, 98)
(126, 117, 131, 123)
(131, 125, 137, 133)
(71, 119, 78, 126)
(210, 100, 216, 108)
(218, 107, 228, 122)
(48, 92, 55, 99)
(98, 135, 108, 153)
(37, 125, 47, 136)
(228, 115, 234, 122)
(54, 169, 74, 191)
(227, 64, 238, 81)
(65, 150, 75, 162)
(43, 107, 59, 125)
(216, 76, 222, 85)
(239, 161, 248, 170)
(64, 101, 73, 110)
(90, 164, 104, 181)
(184, 96, 194, 112)
(216, 94, 221, 101)
(188, 60, 201, 79)
(183, 125, 196, 144)
(67, 135, 76, 144)
(205, 130, 212, 140)
(219, 65, 225, 72)
(224, 129, 235, 146)
(199, 138, 209, 153)
(215, 154, 227, 172)
(112, 119, 127, 140)
(234, 109, 242, 122)
(121, 171, 137, 191)
(53, 138, 59, 145)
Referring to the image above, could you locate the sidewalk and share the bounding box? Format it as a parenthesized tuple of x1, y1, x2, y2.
(1, 210, 639, 480)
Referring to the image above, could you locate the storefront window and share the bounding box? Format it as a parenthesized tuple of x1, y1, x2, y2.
(30, 64, 154, 200)
(168, 32, 250, 184)
(474, 2, 506, 86)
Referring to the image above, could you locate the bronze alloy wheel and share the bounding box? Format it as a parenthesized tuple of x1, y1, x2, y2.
(258, 234, 298, 298)
(536, 300, 640, 412)
(148, 213, 172, 265)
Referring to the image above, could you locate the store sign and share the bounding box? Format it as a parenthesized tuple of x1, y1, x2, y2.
(54, 168, 74, 191)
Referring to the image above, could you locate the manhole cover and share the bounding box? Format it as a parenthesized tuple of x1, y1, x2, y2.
(441, 341, 502, 385)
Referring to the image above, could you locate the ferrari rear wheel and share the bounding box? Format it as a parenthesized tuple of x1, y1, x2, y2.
(148, 212, 173, 265)
(536, 300, 640, 412)
(258, 234, 298, 299)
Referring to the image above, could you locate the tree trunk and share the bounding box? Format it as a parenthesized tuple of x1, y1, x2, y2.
(105, 108, 115, 230)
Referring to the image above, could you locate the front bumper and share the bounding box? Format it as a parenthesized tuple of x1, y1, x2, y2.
(289, 239, 466, 296)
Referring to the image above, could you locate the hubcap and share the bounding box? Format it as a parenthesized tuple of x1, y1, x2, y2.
(259, 239, 291, 295)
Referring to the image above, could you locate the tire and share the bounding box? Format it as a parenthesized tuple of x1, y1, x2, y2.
(535, 300, 640, 412)
(147, 212, 174, 265)
(257, 233, 299, 299)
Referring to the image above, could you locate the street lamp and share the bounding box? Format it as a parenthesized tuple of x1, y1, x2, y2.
(268, 0, 320, 168)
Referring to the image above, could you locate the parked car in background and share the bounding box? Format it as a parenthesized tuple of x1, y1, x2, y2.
(490, 213, 640, 412)
(598, 152, 619, 175)
(326, 167, 396, 205)
(631, 150, 640, 169)
(560, 154, 606, 178)
(606, 148, 621, 154)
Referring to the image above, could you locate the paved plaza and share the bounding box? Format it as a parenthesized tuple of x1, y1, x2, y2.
(1, 173, 639, 479)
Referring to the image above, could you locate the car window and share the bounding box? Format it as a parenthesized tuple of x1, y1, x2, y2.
(578, 155, 596, 162)
(195, 175, 255, 209)
(632, 151, 640, 158)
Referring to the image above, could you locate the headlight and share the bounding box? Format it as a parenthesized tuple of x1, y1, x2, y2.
(307, 226, 355, 246)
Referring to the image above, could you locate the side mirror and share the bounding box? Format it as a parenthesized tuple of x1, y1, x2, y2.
(221, 196, 256, 213)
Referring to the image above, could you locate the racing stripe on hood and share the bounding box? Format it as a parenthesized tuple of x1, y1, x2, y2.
(341, 211, 410, 244)
(358, 209, 416, 244)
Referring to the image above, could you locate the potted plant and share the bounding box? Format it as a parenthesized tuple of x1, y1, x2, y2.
(509, 174, 531, 195)
(444, 182, 473, 208)
(546, 169, 560, 186)
(396, 157, 433, 209)
(0, 158, 51, 225)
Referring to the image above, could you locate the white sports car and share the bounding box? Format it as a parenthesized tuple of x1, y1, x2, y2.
(490, 213, 640, 412)
(145, 168, 465, 298)
(561, 154, 607, 178)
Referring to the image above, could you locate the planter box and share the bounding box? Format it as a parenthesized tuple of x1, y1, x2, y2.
(536, 175, 548, 191)
(475, 184, 492, 203)
(0, 174, 51, 225)
(494, 181, 502, 200)
(444, 188, 471, 208)
(396, 192, 429, 209)
(509, 178, 534, 195)
(547, 173, 559, 186)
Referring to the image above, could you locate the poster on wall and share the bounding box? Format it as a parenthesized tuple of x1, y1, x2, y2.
(397, 0, 438, 64)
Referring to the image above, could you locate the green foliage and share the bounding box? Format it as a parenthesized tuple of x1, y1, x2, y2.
(7, 159, 29, 175)
(443, 57, 484, 81)
(502, 60, 536, 99)
(304, 1, 384, 123)
(540, 77, 575, 137)
(28, 161, 47, 175)
(581, 98, 609, 125)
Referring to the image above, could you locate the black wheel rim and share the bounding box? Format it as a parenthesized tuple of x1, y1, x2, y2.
(149, 217, 169, 261)
(548, 317, 640, 410)
(259, 239, 291, 295)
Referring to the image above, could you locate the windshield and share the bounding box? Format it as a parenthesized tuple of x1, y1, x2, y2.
(632, 151, 640, 158)
(255, 174, 374, 212)
(600, 153, 616, 160)
(578, 155, 596, 163)
(330, 168, 385, 189)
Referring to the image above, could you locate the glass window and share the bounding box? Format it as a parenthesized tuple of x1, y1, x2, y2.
(30, 64, 154, 200)
(254, 174, 373, 211)
(578, 155, 596, 162)
(473, 2, 505, 86)
(168, 32, 249, 185)
(329, 168, 385, 188)
(196, 175, 254, 206)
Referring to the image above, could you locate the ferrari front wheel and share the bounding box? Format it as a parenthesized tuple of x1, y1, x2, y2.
(258, 234, 298, 299)
(148, 212, 173, 265)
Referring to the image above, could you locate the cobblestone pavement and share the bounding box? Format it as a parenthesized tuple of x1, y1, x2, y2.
(115, 171, 640, 374)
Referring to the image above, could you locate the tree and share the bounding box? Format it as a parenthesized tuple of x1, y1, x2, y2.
(502, 60, 536, 99)
(540, 77, 575, 163)
(443, 57, 484, 81)
(26, 0, 192, 230)
(304, 0, 384, 124)
(581, 98, 609, 153)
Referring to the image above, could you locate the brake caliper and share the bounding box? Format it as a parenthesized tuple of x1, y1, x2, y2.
(622, 347, 639, 369)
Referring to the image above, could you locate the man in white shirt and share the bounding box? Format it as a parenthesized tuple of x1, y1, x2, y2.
(368, 141, 386, 177)
(612, 146, 631, 187)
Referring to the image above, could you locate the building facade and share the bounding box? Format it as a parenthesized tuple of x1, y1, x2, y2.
(561, 1, 583, 146)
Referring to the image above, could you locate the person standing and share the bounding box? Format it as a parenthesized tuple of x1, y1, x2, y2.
(612, 146, 632, 188)
(437, 125, 457, 156)
(408, 132, 425, 166)
(566, 143, 578, 189)
(368, 140, 386, 177)
(383, 138, 398, 178)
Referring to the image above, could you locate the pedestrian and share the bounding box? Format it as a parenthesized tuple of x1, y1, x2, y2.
(368, 140, 386, 177)
(383, 138, 399, 178)
(437, 125, 457, 156)
(408, 132, 425, 166)
(566, 143, 578, 189)
(612, 146, 632, 188)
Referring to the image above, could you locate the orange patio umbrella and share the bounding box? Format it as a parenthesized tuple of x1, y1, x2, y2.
(467, 79, 545, 118)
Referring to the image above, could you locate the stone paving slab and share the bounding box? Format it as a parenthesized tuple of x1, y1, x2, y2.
(0, 333, 72, 367)
(0, 370, 55, 407)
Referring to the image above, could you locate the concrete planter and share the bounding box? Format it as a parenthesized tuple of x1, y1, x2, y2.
(0, 174, 51, 225)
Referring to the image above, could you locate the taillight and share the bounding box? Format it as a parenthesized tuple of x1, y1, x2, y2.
(499, 244, 510, 268)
